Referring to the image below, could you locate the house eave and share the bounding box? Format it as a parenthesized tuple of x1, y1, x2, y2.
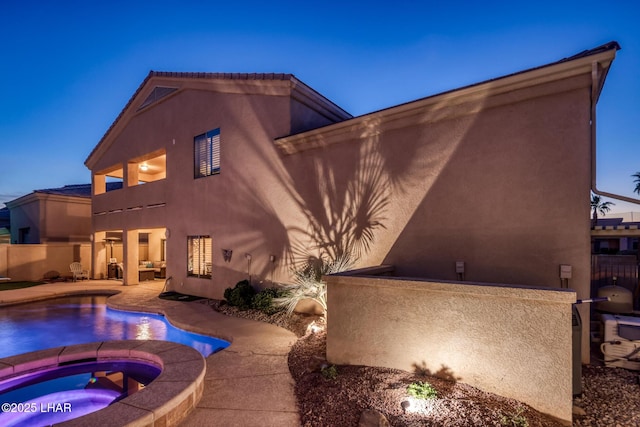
(275, 43, 619, 155)
(5, 192, 91, 209)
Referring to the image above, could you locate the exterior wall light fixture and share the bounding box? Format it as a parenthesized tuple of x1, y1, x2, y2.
(245, 253, 252, 284)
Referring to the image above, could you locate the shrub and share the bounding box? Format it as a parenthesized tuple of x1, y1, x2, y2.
(407, 381, 437, 399)
(223, 280, 255, 309)
(274, 253, 354, 315)
(321, 365, 338, 380)
(251, 288, 286, 315)
(500, 408, 528, 427)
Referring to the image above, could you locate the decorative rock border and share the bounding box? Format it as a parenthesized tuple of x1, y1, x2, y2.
(0, 340, 205, 426)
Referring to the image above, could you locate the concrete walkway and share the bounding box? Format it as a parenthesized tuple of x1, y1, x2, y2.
(0, 280, 300, 426)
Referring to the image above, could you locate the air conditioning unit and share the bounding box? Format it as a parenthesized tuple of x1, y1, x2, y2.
(601, 314, 640, 370)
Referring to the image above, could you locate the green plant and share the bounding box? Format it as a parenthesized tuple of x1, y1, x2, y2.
(223, 280, 255, 309)
(251, 287, 286, 315)
(0, 281, 44, 291)
(274, 253, 354, 315)
(500, 408, 529, 427)
(406, 381, 437, 399)
(591, 193, 615, 227)
(321, 365, 338, 380)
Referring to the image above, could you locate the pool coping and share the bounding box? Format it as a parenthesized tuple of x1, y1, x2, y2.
(0, 281, 301, 426)
(0, 340, 205, 426)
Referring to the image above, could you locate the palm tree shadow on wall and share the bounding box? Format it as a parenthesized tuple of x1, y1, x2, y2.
(284, 132, 391, 268)
(224, 97, 394, 278)
(412, 361, 461, 384)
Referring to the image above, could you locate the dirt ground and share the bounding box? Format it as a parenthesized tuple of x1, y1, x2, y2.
(212, 301, 640, 426)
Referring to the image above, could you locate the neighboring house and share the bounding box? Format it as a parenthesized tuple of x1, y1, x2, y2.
(85, 42, 617, 308)
(592, 212, 640, 254)
(1, 183, 123, 281)
(6, 184, 93, 244)
(4, 183, 123, 244)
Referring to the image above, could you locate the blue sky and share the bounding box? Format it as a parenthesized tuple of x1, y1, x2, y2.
(1, 0, 639, 213)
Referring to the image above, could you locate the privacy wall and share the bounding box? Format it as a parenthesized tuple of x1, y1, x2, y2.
(325, 272, 576, 424)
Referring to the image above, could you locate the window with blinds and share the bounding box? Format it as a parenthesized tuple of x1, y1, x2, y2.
(194, 128, 220, 178)
(187, 235, 212, 278)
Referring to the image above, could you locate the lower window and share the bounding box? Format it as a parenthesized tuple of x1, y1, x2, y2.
(187, 235, 212, 278)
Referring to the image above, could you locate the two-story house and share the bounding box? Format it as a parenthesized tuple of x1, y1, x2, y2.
(85, 73, 351, 290)
(85, 42, 618, 312)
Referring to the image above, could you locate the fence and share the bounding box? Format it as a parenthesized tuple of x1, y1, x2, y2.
(0, 243, 91, 282)
(591, 254, 639, 308)
(325, 267, 576, 424)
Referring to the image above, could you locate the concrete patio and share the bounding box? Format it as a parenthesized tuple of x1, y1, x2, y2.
(0, 280, 300, 426)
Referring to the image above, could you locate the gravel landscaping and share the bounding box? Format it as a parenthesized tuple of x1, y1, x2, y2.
(211, 301, 640, 426)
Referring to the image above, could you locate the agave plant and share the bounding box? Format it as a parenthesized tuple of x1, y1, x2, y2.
(275, 253, 354, 315)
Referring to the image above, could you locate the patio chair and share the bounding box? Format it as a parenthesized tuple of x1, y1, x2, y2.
(70, 262, 89, 282)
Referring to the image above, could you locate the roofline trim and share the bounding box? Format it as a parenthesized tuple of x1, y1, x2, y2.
(275, 42, 620, 155)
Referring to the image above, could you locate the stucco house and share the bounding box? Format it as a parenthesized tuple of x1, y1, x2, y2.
(592, 212, 640, 254)
(5, 184, 95, 244)
(0, 183, 122, 281)
(86, 41, 617, 298)
(84, 42, 620, 423)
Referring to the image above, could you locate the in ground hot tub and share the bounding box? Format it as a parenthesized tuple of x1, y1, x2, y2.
(0, 340, 206, 426)
(0, 359, 160, 426)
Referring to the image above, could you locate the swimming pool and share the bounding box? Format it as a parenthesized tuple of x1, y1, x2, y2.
(0, 295, 229, 358)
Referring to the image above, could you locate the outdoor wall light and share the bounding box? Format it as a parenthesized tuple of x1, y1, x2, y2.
(222, 249, 233, 263)
(245, 253, 252, 284)
(308, 322, 323, 334)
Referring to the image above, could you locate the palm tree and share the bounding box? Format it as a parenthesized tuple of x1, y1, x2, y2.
(591, 193, 614, 227)
(633, 172, 640, 195)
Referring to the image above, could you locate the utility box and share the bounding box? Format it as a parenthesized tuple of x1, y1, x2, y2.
(601, 314, 640, 370)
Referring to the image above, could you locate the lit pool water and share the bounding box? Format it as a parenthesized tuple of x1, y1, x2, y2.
(0, 295, 229, 358)
(0, 359, 160, 425)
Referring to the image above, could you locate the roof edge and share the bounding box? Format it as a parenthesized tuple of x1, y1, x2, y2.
(275, 41, 620, 154)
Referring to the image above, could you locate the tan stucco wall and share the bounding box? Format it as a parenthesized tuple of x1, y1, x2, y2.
(325, 274, 576, 424)
(283, 75, 592, 290)
(7, 194, 91, 244)
(7, 197, 41, 244)
(0, 243, 92, 281)
(42, 196, 92, 242)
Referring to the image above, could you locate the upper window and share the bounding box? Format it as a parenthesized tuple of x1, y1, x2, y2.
(194, 128, 220, 178)
(187, 235, 212, 278)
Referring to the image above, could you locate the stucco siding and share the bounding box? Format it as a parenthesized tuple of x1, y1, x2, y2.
(326, 274, 576, 423)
